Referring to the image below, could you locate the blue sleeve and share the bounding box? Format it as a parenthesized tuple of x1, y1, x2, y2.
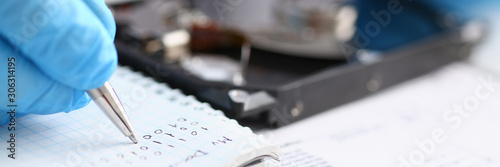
(351, 0, 500, 50)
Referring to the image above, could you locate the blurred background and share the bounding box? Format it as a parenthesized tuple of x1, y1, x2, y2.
(105, 0, 500, 166)
(106, 0, 500, 126)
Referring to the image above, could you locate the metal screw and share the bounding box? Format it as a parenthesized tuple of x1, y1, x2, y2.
(367, 74, 382, 92)
(228, 89, 249, 104)
(366, 79, 380, 92)
(290, 101, 303, 117)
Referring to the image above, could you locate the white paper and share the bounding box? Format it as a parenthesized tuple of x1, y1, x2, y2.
(258, 62, 500, 167)
(0, 67, 279, 167)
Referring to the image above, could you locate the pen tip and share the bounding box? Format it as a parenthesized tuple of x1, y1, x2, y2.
(129, 134, 138, 144)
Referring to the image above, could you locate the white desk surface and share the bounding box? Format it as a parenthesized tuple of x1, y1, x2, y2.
(258, 15, 500, 167)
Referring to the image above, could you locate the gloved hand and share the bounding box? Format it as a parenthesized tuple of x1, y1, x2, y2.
(0, 0, 117, 125)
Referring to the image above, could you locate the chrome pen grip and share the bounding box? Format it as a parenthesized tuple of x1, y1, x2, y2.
(87, 81, 137, 143)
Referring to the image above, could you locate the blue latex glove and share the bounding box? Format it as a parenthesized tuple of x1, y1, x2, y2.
(0, 0, 117, 125)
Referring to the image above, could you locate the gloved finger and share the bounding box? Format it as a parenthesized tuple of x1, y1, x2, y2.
(0, 0, 117, 90)
(0, 38, 90, 125)
(82, 0, 116, 39)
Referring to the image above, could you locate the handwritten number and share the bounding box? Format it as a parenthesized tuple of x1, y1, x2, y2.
(143, 135, 152, 139)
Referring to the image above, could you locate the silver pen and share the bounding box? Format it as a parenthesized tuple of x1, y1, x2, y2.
(87, 81, 138, 144)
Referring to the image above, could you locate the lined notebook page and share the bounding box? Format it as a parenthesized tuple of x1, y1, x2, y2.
(0, 66, 280, 167)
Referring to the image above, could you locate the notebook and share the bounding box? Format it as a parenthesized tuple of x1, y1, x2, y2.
(0, 66, 281, 167)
